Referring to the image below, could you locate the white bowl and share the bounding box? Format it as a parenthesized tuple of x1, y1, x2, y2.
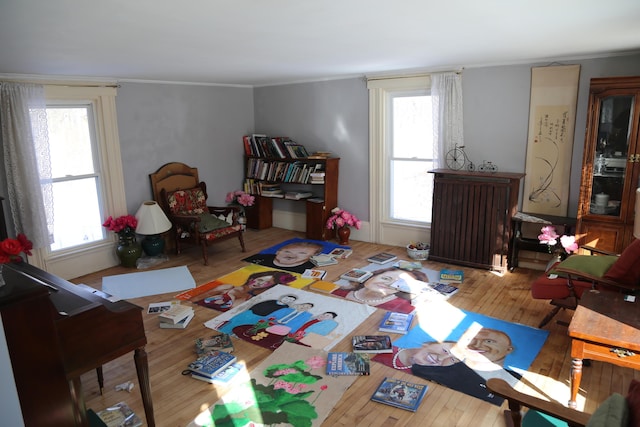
(407, 245, 429, 260)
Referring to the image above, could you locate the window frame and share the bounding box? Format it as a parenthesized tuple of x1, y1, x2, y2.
(28, 85, 127, 279)
(367, 75, 433, 246)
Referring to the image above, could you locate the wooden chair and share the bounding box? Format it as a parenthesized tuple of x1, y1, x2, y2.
(530, 239, 640, 328)
(149, 162, 245, 265)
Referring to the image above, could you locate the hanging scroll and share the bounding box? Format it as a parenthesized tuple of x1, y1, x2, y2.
(522, 65, 580, 216)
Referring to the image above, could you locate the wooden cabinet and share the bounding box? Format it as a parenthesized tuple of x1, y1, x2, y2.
(577, 76, 640, 253)
(243, 157, 339, 240)
(429, 169, 524, 272)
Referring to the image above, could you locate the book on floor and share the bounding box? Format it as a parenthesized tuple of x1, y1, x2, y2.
(328, 247, 352, 259)
(158, 304, 194, 324)
(195, 332, 234, 354)
(326, 352, 370, 376)
(301, 268, 327, 279)
(428, 282, 460, 299)
(187, 350, 237, 379)
(94, 401, 143, 427)
(378, 311, 414, 334)
(439, 268, 464, 284)
(159, 310, 195, 329)
(352, 335, 393, 353)
(339, 268, 373, 283)
(309, 280, 340, 294)
(370, 377, 428, 412)
(366, 252, 398, 264)
(191, 361, 246, 385)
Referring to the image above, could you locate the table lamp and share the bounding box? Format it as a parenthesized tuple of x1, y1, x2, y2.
(135, 201, 172, 256)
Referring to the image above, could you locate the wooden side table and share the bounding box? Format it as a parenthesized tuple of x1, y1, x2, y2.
(568, 290, 640, 408)
(508, 212, 576, 270)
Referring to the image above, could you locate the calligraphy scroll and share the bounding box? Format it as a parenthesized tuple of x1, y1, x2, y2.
(522, 65, 580, 216)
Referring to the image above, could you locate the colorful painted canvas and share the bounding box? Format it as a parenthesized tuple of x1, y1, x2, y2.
(189, 342, 358, 427)
(330, 262, 440, 314)
(205, 285, 376, 351)
(174, 264, 314, 312)
(243, 237, 350, 273)
(373, 301, 549, 405)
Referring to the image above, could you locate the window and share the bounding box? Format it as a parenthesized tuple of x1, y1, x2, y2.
(46, 105, 105, 251)
(28, 85, 126, 279)
(368, 75, 434, 246)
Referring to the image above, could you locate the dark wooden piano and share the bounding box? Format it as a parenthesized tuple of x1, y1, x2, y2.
(0, 262, 155, 426)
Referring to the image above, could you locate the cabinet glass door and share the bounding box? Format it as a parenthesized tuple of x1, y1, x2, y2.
(590, 94, 634, 216)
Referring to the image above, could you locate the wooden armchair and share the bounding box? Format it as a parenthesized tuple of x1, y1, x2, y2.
(530, 239, 640, 328)
(149, 162, 245, 265)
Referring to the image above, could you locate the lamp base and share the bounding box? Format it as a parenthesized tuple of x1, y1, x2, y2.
(141, 235, 165, 257)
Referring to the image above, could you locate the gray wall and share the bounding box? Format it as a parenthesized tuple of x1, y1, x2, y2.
(116, 82, 254, 214)
(13, 52, 632, 228)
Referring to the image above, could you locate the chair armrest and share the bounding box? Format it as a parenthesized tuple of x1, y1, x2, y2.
(581, 245, 619, 256)
(486, 379, 591, 427)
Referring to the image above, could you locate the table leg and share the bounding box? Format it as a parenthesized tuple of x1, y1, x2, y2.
(134, 346, 156, 427)
(569, 357, 583, 408)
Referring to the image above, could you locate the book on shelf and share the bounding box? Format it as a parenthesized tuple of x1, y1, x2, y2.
(195, 332, 234, 355)
(159, 310, 195, 329)
(187, 350, 237, 379)
(339, 268, 373, 283)
(352, 335, 393, 353)
(378, 311, 414, 334)
(301, 268, 327, 279)
(309, 280, 340, 294)
(191, 361, 246, 385)
(428, 282, 460, 299)
(307, 197, 324, 203)
(366, 252, 398, 264)
(370, 377, 428, 412)
(439, 269, 464, 284)
(95, 401, 142, 427)
(310, 254, 338, 267)
(158, 304, 194, 324)
(328, 247, 352, 259)
(326, 352, 370, 376)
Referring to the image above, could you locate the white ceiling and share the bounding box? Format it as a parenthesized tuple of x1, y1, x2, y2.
(1, 0, 640, 87)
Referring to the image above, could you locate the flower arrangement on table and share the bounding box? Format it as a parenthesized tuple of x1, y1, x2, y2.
(225, 190, 255, 207)
(0, 234, 33, 264)
(102, 214, 138, 240)
(326, 207, 361, 230)
(538, 225, 578, 256)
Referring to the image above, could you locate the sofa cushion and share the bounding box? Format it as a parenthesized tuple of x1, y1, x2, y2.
(626, 379, 640, 427)
(197, 214, 232, 233)
(586, 393, 628, 427)
(167, 187, 207, 215)
(604, 238, 640, 287)
(530, 274, 594, 300)
(551, 255, 618, 279)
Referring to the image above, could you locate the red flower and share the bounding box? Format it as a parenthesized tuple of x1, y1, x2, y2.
(0, 234, 33, 264)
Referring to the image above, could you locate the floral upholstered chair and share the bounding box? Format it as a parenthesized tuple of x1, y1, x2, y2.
(150, 162, 245, 265)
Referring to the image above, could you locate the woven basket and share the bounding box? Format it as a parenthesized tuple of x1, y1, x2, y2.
(406, 245, 429, 260)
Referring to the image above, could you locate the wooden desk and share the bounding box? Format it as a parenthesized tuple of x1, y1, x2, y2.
(568, 290, 640, 408)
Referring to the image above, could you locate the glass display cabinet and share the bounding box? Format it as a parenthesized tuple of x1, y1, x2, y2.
(577, 76, 640, 253)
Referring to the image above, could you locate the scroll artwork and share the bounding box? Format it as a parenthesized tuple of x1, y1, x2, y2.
(522, 64, 580, 216)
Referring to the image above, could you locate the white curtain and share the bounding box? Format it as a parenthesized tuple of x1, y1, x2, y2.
(0, 82, 53, 248)
(432, 72, 464, 169)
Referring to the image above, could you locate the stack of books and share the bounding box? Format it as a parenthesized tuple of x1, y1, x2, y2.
(259, 183, 283, 198)
(378, 312, 414, 334)
(159, 304, 195, 329)
(310, 254, 338, 266)
(340, 268, 373, 283)
(309, 171, 325, 184)
(366, 252, 397, 264)
(284, 191, 313, 200)
(352, 335, 393, 354)
(187, 350, 237, 383)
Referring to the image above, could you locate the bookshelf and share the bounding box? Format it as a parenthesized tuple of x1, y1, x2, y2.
(243, 156, 339, 240)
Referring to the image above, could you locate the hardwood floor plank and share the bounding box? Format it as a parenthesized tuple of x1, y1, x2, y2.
(72, 228, 625, 426)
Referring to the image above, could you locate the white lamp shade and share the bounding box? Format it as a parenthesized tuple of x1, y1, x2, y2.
(135, 201, 172, 235)
(635, 188, 640, 239)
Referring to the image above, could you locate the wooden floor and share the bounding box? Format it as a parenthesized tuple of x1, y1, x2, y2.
(75, 228, 638, 426)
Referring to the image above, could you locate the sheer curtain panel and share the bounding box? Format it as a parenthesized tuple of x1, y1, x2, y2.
(431, 72, 464, 169)
(0, 82, 53, 248)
